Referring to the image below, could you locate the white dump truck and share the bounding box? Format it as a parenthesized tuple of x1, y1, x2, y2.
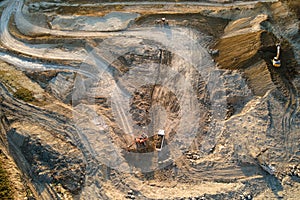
(155, 130, 165, 151)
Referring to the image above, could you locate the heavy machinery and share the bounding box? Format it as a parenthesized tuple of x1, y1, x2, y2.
(259, 162, 276, 175)
(272, 43, 281, 67)
(127, 130, 165, 152)
(255, 151, 276, 175)
(155, 18, 169, 28)
(155, 130, 165, 151)
(127, 133, 148, 151)
(135, 133, 148, 148)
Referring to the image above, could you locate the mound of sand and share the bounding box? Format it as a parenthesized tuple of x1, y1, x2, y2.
(50, 12, 140, 31)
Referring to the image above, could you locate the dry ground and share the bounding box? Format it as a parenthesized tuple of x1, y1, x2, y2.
(0, 0, 300, 199)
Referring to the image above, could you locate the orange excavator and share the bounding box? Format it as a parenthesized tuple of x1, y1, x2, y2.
(127, 133, 149, 151)
(135, 133, 148, 148)
(126, 130, 165, 152)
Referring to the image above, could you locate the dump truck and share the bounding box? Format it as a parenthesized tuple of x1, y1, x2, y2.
(155, 130, 165, 151)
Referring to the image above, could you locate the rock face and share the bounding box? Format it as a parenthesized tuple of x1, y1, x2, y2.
(0, 96, 87, 198)
(214, 14, 298, 99)
(8, 128, 85, 194)
(0, 63, 87, 198)
(243, 60, 276, 96)
(0, 109, 9, 142)
(47, 72, 75, 103)
(215, 30, 272, 70)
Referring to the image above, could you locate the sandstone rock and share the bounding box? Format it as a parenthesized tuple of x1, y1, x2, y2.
(47, 72, 75, 103)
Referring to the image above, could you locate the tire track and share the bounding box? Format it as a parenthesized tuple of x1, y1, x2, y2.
(268, 64, 299, 161)
(0, 82, 103, 199)
(112, 86, 133, 135)
(282, 85, 299, 161)
(176, 157, 259, 182)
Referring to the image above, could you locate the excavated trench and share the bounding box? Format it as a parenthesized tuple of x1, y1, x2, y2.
(129, 84, 180, 127)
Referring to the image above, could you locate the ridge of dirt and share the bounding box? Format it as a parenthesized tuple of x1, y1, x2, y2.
(215, 30, 265, 70)
(286, 0, 300, 19)
(0, 112, 32, 199)
(243, 60, 276, 96)
(214, 17, 298, 98)
(135, 13, 229, 38)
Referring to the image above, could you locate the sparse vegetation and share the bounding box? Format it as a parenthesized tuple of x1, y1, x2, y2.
(115, 5, 124, 11)
(0, 64, 38, 103)
(13, 88, 35, 102)
(0, 160, 13, 199)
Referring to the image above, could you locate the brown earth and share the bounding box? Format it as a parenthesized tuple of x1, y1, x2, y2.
(0, 0, 300, 199)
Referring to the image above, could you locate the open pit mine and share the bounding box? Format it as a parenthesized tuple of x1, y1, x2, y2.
(0, 0, 299, 199)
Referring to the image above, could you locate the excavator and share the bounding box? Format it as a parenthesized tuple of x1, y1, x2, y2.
(127, 133, 148, 151)
(127, 130, 165, 152)
(155, 17, 169, 28)
(272, 43, 281, 67)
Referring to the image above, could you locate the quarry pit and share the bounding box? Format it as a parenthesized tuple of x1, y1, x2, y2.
(0, 0, 300, 199)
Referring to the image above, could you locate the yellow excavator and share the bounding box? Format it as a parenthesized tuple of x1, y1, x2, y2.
(272, 43, 281, 67)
